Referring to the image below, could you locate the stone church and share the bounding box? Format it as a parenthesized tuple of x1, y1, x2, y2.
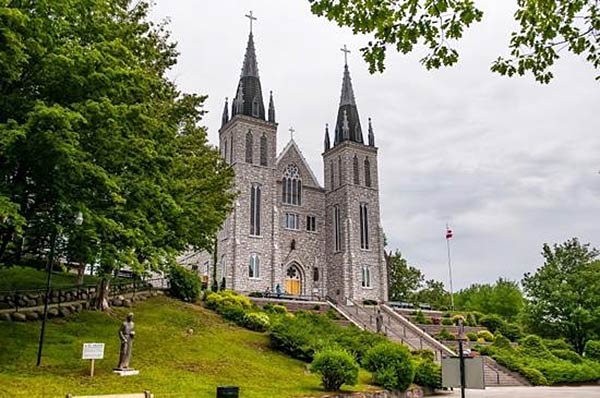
(181, 26, 388, 303)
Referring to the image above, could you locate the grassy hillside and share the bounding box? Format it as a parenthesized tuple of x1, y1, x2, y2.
(0, 296, 374, 398)
(0, 266, 101, 290)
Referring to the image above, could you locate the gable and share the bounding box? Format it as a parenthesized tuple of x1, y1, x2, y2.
(276, 140, 321, 189)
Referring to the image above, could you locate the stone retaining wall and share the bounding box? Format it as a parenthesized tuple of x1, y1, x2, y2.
(249, 297, 331, 314)
(307, 385, 432, 398)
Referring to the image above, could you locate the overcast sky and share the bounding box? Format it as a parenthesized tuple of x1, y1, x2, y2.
(151, 1, 600, 290)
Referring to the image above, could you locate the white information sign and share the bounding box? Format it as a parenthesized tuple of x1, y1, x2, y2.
(82, 343, 105, 360)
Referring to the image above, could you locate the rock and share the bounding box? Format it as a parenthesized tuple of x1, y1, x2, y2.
(0, 312, 12, 322)
(64, 293, 72, 301)
(73, 303, 82, 312)
(123, 299, 132, 308)
(11, 312, 27, 322)
(17, 298, 27, 307)
(0, 302, 12, 310)
(117, 295, 125, 301)
(112, 299, 123, 307)
(59, 308, 71, 318)
(48, 308, 59, 318)
(25, 312, 39, 321)
(26, 299, 37, 308)
(80, 292, 88, 300)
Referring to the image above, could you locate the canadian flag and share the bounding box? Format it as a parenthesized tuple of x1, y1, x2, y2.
(446, 227, 453, 240)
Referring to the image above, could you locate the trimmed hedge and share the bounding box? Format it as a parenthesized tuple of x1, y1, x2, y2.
(310, 347, 359, 391)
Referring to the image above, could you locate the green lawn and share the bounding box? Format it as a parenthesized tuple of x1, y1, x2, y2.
(0, 296, 375, 398)
(0, 266, 102, 291)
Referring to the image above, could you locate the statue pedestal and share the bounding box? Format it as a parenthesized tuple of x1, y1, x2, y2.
(113, 369, 140, 376)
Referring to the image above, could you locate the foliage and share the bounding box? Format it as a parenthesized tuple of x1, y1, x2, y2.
(362, 343, 415, 392)
(413, 279, 451, 310)
(309, 0, 600, 82)
(498, 322, 523, 342)
(270, 311, 386, 362)
(310, 347, 359, 391)
(479, 314, 505, 333)
(0, 295, 375, 398)
(167, 264, 201, 302)
(411, 349, 435, 363)
(263, 303, 288, 314)
(0, 0, 234, 296)
(363, 299, 378, 306)
(243, 312, 271, 332)
(205, 290, 253, 312)
(477, 330, 494, 342)
(414, 310, 429, 324)
(584, 340, 600, 361)
(455, 279, 524, 321)
(521, 239, 600, 353)
(385, 250, 424, 303)
(466, 332, 478, 342)
(413, 359, 442, 389)
(520, 367, 548, 386)
(551, 349, 583, 364)
(441, 317, 453, 326)
(543, 339, 572, 351)
(435, 328, 454, 341)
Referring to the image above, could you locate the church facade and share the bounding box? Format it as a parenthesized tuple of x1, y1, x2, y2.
(181, 28, 388, 303)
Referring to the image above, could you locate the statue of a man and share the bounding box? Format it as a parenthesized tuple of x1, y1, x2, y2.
(116, 312, 135, 370)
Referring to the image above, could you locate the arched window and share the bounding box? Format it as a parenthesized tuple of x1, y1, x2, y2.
(250, 183, 261, 236)
(230, 134, 234, 163)
(365, 158, 372, 187)
(245, 131, 253, 164)
(330, 160, 334, 190)
(359, 203, 370, 250)
(260, 134, 268, 166)
(353, 155, 360, 185)
(252, 97, 259, 117)
(249, 254, 260, 278)
(223, 139, 228, 163)
(361, 265, 371, 288)
(282, 164, 302, 205)
(338, 156, 342, 187)
(333, 205, 341, 252)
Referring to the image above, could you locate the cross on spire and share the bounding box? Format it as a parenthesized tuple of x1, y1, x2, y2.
(245, 11, 257, 33)
(341, 44, 351, 65)
(289, 126, 295, 140)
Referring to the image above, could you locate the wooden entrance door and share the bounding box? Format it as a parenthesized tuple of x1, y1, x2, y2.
(285, 265, 302, 295)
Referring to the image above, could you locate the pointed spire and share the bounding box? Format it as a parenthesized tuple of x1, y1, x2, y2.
(268, 91, 276, 123)
(222, 97, 229, 127)
(231, 14, 265, 120)
(333, 48, 364, 146)
(368, 118, 375, 146)
(324, 124, 331, 151)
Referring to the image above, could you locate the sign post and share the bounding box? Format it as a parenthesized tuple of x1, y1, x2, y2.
(82, 343, 105, 377)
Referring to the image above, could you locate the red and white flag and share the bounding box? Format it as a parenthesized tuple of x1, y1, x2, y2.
(445, 227, 453, 240)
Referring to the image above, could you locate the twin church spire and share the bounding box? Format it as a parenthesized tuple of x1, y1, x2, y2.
(221, 12, 375, 150)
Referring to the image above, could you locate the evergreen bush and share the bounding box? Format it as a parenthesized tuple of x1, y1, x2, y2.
(479, 314, 505, 333)
(362, 342, 415, 392)
(551, 349, 583, 364)
(437, 328, 455, 341)
(414, 310, 429, 324)
(310, 348, 359, 391)
(477, 330, 494, 342)
(243, 312, 270, 332)
(584, 340, 600, 361)
(498, 322, 522, 341)
(413, 360, 442, 389)
(167, 265, 201, 302)
(466, 332, 478, 342)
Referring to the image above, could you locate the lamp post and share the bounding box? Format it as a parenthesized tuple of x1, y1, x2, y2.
(36, 211, 83, 366)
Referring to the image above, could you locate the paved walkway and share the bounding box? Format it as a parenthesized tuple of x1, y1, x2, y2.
(436, 386, 600, 397)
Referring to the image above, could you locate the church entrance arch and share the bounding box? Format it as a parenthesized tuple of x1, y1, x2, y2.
(284, 263, 303, 296)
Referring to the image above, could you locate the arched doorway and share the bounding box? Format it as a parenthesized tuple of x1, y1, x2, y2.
(285, 263, 303, 296)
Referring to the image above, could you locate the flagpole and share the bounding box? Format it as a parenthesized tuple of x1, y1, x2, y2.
(446, 223, 455, 311)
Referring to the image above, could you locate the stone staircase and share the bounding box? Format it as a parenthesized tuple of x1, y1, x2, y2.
(328, 299, 529, 387)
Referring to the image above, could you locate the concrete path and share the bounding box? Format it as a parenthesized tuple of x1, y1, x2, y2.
(436, 386, 600, 397)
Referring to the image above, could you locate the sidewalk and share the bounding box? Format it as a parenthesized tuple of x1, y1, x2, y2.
(436, 386, 600, 397)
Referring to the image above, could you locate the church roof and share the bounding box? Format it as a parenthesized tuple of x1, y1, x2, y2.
(276, 138, 321, 188)
(334, 63, 364, 146)
(231, 32, 266, 121)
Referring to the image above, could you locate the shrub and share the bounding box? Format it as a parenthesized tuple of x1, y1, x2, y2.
(466, 332, 478, 342)
(264, 303, 287, 314)
(437, 328, 455, 341)
(362, 343, 415, 392)
(492, 334, 512, 350)
(479, 314, 505, 333)
(219, 277, 226, 291)
(477, 330, 494, 342)
(520, 335, 554, 360)
(243, 312, 270, 332)
(310, 348, 359, 391)
(411, 349, 435, 362)
(584, 340, 600, 361)
(521, 367, 548, 386)
(414, 310, 429, 324)
(211, 278, 218, 292)
(543, 339, 572, 351)
(451, 314, 465, 325)
(441, 317, 454, 326)
(498, 322, 522, 341)
(470, 311, 484, 324)
(413, 360, 442, 389)
(326, 308, 340, 320)
(363, 299, 378, 306)
(312, 304, 321, 311)
(205, 290, 253, 312)
(465, 313, 477, 327)
(551, 349, 583, 364)
(248, 291, 264, 297)
(168, 265, 201, 302)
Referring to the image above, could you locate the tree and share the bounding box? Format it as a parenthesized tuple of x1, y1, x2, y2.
(414, 279, 451, 310)
(521, 238, 600, 353)
(455, 278, 524, 321)
(309, 0, 600, 83)
(0, 1, 234, 307)
(386, 250, 424, 302)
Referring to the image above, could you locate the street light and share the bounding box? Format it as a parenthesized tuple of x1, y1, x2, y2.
(36, 211, 83, 366)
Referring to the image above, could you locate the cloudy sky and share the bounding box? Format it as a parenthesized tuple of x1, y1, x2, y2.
(151, 1, 600, 290)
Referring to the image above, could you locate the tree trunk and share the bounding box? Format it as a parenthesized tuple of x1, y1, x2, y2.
(76, 262, 85, 285)
(96, 278, 111, 311)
